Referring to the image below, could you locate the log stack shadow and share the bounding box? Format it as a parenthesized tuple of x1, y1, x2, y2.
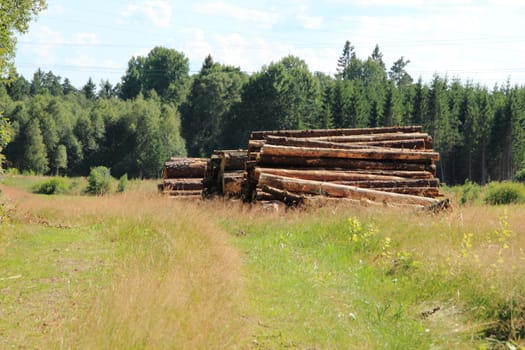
(243, 126, 449, 210)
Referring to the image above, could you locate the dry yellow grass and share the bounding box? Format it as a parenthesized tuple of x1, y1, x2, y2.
(1, 184, 249, 349)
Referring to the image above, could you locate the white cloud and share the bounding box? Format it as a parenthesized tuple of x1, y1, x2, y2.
(120, 0, 172, 28)
(180, 28, 214, 69)
(144, 0, 172, 28)
(19, 25, 64, 65)
(75, 32, 98, 45)
(65, 52, 97, 70)
(194, 2, 280, 29)
(296, 6, 323, 29)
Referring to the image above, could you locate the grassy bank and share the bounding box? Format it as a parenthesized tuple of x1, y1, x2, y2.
(1, 175, 524, 349)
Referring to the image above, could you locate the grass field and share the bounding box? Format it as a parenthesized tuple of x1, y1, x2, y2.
(1, 174, 524, 349)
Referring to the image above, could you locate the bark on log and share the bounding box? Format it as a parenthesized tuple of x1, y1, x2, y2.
(250, 125, 424, 140)
(260, 185, 305, 206)
(374, 187, 441, 197)
(261, 144, 439, 162)
(255, 167, 408, 182)
(312, 132, 431, 143)
(258, 173, 438, 207)
(352, 138, 432, 150)
(257, 154, 437, 173)
(264, 135, 382, 150)
(162, 178, 204, 191)
(343, 170, 436, 179)
(333, 178, 440, 188)
(163, 158, 207, 179)
(255, 191, 277, 201)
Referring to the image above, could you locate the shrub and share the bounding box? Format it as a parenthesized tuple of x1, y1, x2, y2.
(117, 173, 128, 193)
(459, 180, 482, 205)
(484, 182, 525, 205)
(85, 166, 113, 195)
(33, 177, 69, 195)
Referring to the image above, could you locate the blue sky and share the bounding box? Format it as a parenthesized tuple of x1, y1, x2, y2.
(15, 0, 525, 89)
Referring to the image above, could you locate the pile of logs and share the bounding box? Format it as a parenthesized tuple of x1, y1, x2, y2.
(158, 157, 207, 198)
(244, 126, 448, 209)
(203, 149, 247, 198)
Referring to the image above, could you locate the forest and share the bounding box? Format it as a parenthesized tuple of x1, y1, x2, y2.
(1, 42, 525, 184)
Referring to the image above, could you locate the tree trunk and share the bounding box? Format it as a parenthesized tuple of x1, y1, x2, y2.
(259, 185, 305, 206)
(333, 178, 440, 188)
(352, 138, 432, 149)
(312, 132, 431, 143)
(163, 158, 207, 179)
(258, 173, 439, 207)
(257, 154, 436, 174)
(254, 167, 408, 182)
(161, 178, 204, 191)
(250, 125, 424, 140)
(261, 144, 439, 162)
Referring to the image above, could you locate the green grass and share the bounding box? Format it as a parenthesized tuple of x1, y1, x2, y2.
(224, 205, 525, 349)
(0, 220, 118, 348)
(2, 176, 525, 349)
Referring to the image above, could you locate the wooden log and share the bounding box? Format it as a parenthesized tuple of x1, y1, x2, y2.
(374, 187, 441, 198)
(263, 135, 377, 150)
(254, 167, 408, 182)
(163, 158, 207, 179)
(257, 154, 437, 173)
(250, 125, 424, 140)
(258, 173, 439, 207)
(344, 170, 436, 179)
(162, 178, 204, 191)
(261, 144, 440, 162)
(255, 191, 277, 201)
(162, 190, 202, 196)
(223, 171, 244, 196)
(333, 178, 440, 189)
(352, 138, 432, 150)
(260, 185, 305, 207)
(312, 132, 431, 143)
(212, 149, 248, 171)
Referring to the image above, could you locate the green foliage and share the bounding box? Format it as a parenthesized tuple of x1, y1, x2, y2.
(86, 166, 113, 195)
(459, 180, 482, 205)
(4, 40, 525, 185)
(484, 182, 525, 205)
(0, 0, 47, 78)
(117, 173, 128, 193)
(33, 176, 69, 195)
(515, 168, 525, 183)
(120, 47, 190, 103)
(23, 118, 48, 174)
(0, 115, 12, 172)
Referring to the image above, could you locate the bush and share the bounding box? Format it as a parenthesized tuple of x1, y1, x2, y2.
(33, 177, 69, 195)
(85, 166, 113, 195)
(484, 182, 525, 205)
(459, 180, 482, 205)
(117, 173, 128, 193)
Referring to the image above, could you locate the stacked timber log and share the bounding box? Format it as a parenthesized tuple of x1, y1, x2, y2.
(203, 149, 248, 198)
(158, 157, 207, 198)
(245, 126, 448, 209)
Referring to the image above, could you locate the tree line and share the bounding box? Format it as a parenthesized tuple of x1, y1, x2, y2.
(1, 42, 525, 183)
